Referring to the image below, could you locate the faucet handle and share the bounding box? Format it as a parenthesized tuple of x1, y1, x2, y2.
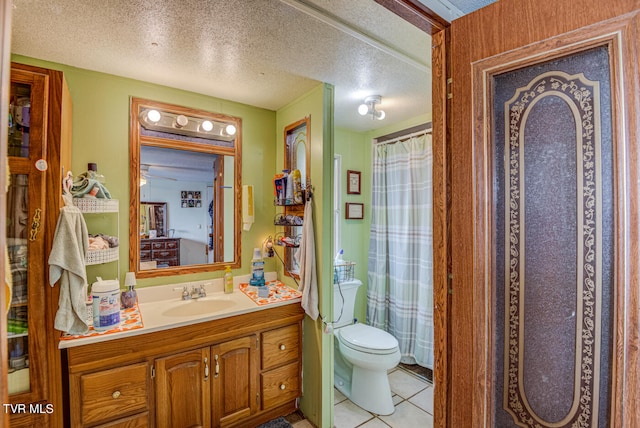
(198, 284, 208, 297)
(173, 286, 190, 300)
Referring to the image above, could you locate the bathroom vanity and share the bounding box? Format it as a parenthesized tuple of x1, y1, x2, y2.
(62, 284, 303, 428)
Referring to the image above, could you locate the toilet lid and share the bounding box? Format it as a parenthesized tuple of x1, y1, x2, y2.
(339, 324, 398, 353)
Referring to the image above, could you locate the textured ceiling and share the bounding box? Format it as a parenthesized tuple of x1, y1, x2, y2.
(10, 0, 435, 132)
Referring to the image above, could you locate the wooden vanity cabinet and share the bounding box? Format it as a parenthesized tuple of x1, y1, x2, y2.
(64, 303, 303, 428)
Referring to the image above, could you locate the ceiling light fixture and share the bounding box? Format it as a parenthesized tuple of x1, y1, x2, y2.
(358, 95, 385, 120)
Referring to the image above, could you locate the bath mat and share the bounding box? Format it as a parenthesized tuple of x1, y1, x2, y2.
(60, 303, 144, 341)
(257, 416, 293, 428)
(239, 280, 302, 306)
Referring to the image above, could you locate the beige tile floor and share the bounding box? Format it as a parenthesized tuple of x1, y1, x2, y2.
(333, 368, 433, 428)
(289, 367, 433, 428)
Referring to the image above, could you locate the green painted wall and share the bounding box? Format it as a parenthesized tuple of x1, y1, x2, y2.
(275, 83, 334, 428)
(334, 113, 431, 328)
(12, 54, 278, 286)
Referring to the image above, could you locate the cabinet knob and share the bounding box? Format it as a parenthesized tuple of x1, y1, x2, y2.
(112, 390, 121, 399)
(279, 384, 286, 390)
(279, 344, 286, 351)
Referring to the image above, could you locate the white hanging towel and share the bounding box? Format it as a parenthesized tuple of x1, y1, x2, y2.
(298, 198, 319, 320)
(48, 203, 90, 335)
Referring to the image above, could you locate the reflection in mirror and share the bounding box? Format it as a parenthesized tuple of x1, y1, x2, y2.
(283, 117, 310, 277)
(130, 98, 241, 278)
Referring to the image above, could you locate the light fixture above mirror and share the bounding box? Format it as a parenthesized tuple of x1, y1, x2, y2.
(139, 108, 238, 141)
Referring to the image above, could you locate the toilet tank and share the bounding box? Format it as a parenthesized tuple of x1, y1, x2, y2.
(333, 279, 362, 328)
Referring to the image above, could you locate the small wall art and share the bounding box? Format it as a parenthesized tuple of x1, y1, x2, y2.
(345, 202, 364, 219)
(347, 170, 361, 194)
(181, 190, 202, 208)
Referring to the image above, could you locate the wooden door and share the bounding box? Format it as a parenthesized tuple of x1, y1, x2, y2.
(155, 348, 211, 428)
(449, 1, 639, 427)
(211, 336, 258, 428)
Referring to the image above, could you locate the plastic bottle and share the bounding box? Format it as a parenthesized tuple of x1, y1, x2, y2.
(292, 169, 303, 204)
(250, 248, 265, 287)
(334, 249, 344, 264)
(282, 170, 292, 204)
(224, 265, 234, 294)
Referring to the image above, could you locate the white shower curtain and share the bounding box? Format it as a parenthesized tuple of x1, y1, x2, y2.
(367, 132, 434, 369)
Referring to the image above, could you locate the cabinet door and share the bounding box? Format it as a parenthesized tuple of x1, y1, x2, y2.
(211, 336, 258, 428)
(6, 66, 49, 426)
(155, 348, 211, 428)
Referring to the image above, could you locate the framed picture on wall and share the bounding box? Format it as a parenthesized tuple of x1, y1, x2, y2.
(345, 202, 364, 219)
(347, 170, 361, 194)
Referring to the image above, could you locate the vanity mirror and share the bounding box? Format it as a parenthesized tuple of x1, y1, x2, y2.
(129, 97, 241, 278)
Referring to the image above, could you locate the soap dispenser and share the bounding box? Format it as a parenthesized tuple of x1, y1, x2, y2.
(224, 265, 234, 294)
(120, 272, 138, 309)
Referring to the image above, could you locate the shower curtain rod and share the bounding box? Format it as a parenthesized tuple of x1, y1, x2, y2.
(375, 128, 432, 145)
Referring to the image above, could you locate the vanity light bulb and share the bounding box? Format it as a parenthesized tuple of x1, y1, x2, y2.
(175, 114, 188, 128)
(225, 124, 237, 136)
(358, 103, 369, 116)
(201, 120, 214, 132)
(376, 110, 386, 120)
(147, 109, 161, 123)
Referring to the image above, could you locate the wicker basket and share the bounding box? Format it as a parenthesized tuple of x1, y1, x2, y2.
(73, 198, 119, 213)
(86, 247, 119, 265)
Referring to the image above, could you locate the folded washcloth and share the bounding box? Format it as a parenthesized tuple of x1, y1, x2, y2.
(89, 233, 119, 248)
(88, 236, 109, 250)
(71, 171, 112, 199)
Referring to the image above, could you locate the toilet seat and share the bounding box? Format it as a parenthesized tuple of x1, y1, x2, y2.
(338, 323, 399, 355)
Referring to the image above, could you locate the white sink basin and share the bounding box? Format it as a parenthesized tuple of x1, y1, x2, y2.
(161, 296, 237, 317)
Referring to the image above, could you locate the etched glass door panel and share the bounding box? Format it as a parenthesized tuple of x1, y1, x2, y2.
(492, 46, 614, 427)
(6, 68, 47, 400)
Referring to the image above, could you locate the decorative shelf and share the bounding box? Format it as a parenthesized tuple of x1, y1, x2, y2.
(86, 247, 119, 265)
(72, 198, 119, 213)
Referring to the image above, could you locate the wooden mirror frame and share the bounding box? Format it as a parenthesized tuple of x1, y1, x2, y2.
(129, 97, 242, 278)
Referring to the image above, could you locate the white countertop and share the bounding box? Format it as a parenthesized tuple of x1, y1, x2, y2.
(59, 272, 300, 349)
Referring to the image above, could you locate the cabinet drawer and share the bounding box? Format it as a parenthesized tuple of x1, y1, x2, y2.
(140, 250, 151, 261)
(140, 241, 151, 251)
(165, 239, 179, 249)
(94, 411, 149, 427)
(151, 241, 166, 250)
(261, 324, 299, 370)
(261, 362, 300, 409)
(79, 362, 149, 426)
(153, 249, 177, 259)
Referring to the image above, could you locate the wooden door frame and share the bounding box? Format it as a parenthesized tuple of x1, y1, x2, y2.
(373, 2, 450, 427)
(0, 0, 12, 424)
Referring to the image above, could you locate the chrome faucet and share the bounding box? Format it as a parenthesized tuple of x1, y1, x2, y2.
(174, 284, 208, 300)
(191, 284, 207, 299)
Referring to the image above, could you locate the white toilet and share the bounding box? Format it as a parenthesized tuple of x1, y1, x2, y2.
(333, 279, 401, 415)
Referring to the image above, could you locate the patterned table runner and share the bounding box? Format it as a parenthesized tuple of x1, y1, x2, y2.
(239, 280, 302, 306)
(60, 303, 144, 341)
